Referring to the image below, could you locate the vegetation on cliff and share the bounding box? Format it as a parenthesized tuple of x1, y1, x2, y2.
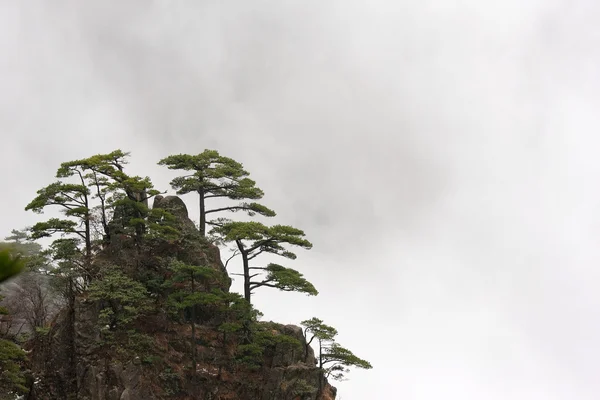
(0, 149, 371, 399)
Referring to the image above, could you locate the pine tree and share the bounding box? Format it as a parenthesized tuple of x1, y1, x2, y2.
(88, 267, 152, 344)
(25, 176, 94, 280)
(211, 221, 317, 304)
(164, 260, 225, 372)
(158, 150, 275, 236)
(301, 318, 372, 390)
(25, 150, 166, 284)
(2, 229, 42, 257)
(56, 150, 162, 244)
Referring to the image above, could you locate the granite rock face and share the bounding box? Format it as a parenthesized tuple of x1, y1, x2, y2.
(152, 195, 197, 233)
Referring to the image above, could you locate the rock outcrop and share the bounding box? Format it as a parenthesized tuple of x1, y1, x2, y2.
(25, 195, 335, 400)
(152, 195, 197, 233)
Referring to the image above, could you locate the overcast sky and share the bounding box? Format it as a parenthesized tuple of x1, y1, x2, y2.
(2, 1, 600, 399)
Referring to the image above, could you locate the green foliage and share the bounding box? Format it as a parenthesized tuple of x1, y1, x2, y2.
(158, 150, 275, 235)
(158, 150, 260, 198)
(291, 379, 318, 396)
(29, 218, 79, 239)
(24, 150, 173, 291)
(87, 269, 155, 362)
(121, 331, 154, 357)
(218, 321, 244, 335)
(220, 291, 261, 322)
(159, 367, 181, 396)
(59, 150, 161, 241)
(141, 354, 161, 365)
(45, 237, 86, 296)
(30, 150, 157, 227)
(214, 292, 262, 361)
(1, 232, 49, 275)
(301, 318, 337, 342)
(271, 331, 302, 352)
(145, 207, 181, 241)
(211, 221, 316, 303)
(25, 181, 90, 217)
(235, 342, 264, 369)
(0, 249, 25, 283)
(167, 260, 217, 283)
(0, 288, 29, 398)
(88, 268, 151, 332)
(164, 260, 222, 315)
(24, 175, 94, 255)
(234, 322, 302, 369)
(321, 343, 373, 381)
(0, 338, 28, 399)
(254, 263, 318, 295)
(47, 238, 81, 270)
(301, 318, 372, 383)
(163, 259, 232, 371)
(212, 222, 313, 255)
(35, 326, 51, 336)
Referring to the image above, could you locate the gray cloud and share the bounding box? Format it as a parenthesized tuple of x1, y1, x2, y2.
(2, 1, 600, 398)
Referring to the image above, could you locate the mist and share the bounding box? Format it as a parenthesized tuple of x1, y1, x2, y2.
(2, 1, 600, 399)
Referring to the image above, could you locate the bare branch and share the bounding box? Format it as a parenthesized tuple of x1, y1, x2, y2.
(224, 250, 240, 269)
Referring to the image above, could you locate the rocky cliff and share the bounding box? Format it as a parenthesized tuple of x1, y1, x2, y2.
(23, 196, 336, 400)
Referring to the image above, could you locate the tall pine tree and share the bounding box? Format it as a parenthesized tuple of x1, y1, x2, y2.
(158, 150, 275, 236)
(211, 221, 316, 304)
